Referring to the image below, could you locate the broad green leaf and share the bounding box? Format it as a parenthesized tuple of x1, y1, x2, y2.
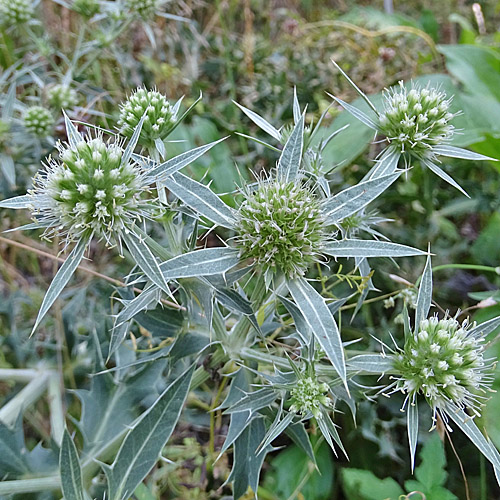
(122, 230, 172, 297)
(278, 113, 304, 181)
(407, 400, 418, 473)
(105, 364, 195, 500)
(0, 420, 30, 477)
(160, 247, 240, 280)
(63, 111, 83, 148)
(341, 468, 405, 500)
(164, 172, 237, 228)
(32, 237, 89, 333)
(233, 101, 281, 140)
(149, 138, 227, 182)
(347, 354, 395, 374)
(415, 254, 432, 331)
(228, 417, 270, 499)
(287, 277, 346, 387)
(421, 158, 469, 197)
(433, 145, 495, 161)
(323, 239, 426, 259)
(321, 173, 400, 223)
(328, 94, 378, 130)
(60, 429, 85, 500)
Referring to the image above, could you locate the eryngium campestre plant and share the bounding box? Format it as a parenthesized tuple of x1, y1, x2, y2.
(48, 84, 79, 110)
(31, 134, 154, 245)
(393, 315, 493, 416)
(23, 106, 54, 137)
(118, 87, 177, 148)
(0, 0, 33, 25)
(236, 180, 326, 277)
(331, 61, 493, 195)
(289, 376, 331, 418)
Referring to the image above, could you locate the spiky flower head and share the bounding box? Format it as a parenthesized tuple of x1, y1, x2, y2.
(48, 84, 79, 111)
(70, 0, 99, 18)
(235, 180, 326, 278)
(0, 0, 33, 26)
(289, 376, 331, 419)
(30, 135, 155, 245)
(124, 0, 157, 20)
(23, 106, 54, 138)
(118, 88, 177, 148)
(379, 82, 455, 159)
(393, 315, 494, 416)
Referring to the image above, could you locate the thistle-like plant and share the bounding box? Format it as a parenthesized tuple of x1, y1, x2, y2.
(23, 106, 54, 138)
(330, 61, 495, 196)
(380, 255, 500, 478)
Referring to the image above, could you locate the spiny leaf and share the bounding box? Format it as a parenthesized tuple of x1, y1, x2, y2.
(60, 429, 85, 500)
(323, 239, 426, 259)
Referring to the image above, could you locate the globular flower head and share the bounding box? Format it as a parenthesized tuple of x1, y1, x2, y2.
(393, 315, 494, 416)
(289, 376, 331, 419)
(48, 84, 79, 111)
(118, 87, 177, 148)
(30, 135, 155, 245)
(70, 0, 100, 18)
(235, 180, 326, 278)
(24, 106, 54, 138)
(0, 0, 33, 26)
(124, 0, 157, 21)
(378, 82, 455, 159)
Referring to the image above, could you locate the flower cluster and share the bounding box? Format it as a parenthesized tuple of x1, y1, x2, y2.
(118, 87, 177, 148)
(393, 315, 493, 415)
(378, 82, 455, 159)
(124, 0, 158, 21)
(48, 84, 79, 111)
(289, 376, 331, 418)
(31, 136, 154, 245)
(235, 180, 325, 278)
(23, 106, 54, 137)
(0, 0, 33, 26)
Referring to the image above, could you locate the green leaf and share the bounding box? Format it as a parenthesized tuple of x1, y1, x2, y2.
(105, 364, 195, 500)
(321, 173, 400, 223)
(164, 172, 237, 228)
(160, 247, 240, 280)
(63, 111, 83, 149)
(32, 237, 89, 333)
(0, 420, 30, 477)
(287, 277, 347, 388)
(328, 94, 378, 130)
(421, 158, 469, 197)
(149, 138, 227, 182)
(0, 153, 15, 186)
(60, 429, 85, 500)
(0, 194, 39, 209)
(433, 145, 495, 161)
(122, 230, 172, 297)
(278, 113, 304, 181)
(122, 113, 146, 167)
(341, 468, 405, 500)
(415, 254, 432, 331)
(233, 100, 281, 141)
(224, 388, 278, 415)
(323, 239, 426, 258)
(347, 354, 395, 374)
(259, 411, 294, 451)
(407, 400, 418, 473)
(366, 147, 401, 180)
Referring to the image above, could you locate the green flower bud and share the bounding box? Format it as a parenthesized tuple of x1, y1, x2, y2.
(379, 82, 455, 159)
(24, 106, 54, 138)
(48, 84, 79, 111)
(236, 180, 325, 278)
(70, 0, 100, 18)
(0, 0, 33, 26)
(289, 377, 331, 418)
(394, 315, 493, 415)
(30, 135, 156, 244)
(118, 87, 177, 148)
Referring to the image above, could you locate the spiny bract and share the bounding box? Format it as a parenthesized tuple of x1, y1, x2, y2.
(48, 84, 79, 111)
(289, 377, 331, 418)
(393, 315, 493, 415)
(0, 0, 33, 25)
(118, 87, 176, 147)
(235, 180, 325, 277)
(24, 106, 54, 138)
(30, 136, 154, 245)
(379, 82, 455, 159)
